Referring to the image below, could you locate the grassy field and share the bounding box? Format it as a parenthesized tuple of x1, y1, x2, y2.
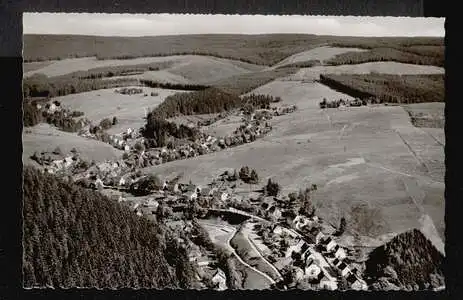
(271, 46, 367, 69)
(230, 227, 281, 282)
(22, 123, 123, 164)
(402, 102, 445, 128)
(24, 34, 443, 66)
(24, 55, 263, 80)
(318, 73, 444, 104)
(23, 60, 54, 73)
(141, 78, 445, 245)
(50, 86, 184, 133)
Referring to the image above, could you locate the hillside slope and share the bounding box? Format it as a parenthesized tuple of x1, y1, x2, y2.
(23, 34, 444, 66)
(22, 166, 197, 289)
(364, 228, 444, 291)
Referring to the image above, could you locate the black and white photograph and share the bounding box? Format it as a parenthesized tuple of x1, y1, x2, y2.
(22, 13, 445, 291)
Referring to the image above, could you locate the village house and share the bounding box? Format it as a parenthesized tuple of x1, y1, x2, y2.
(285, 238, 307, 258)
(305, 262, 324, 283)
(338, 261, 351, 277)
(211, 269, 227, 291)
(326, 239, 338, 253)
(332, 258, 341, 268)
(315, 232, 325, 244)
(274, 256, 292, 271)
(320, 276, 338, 290)
(188, 248, 203, 263)
(272, 225, 299, 239)
(220, 192, 229, 202)
(347, 274, 368, 290)
(144, 198, 159, 211)
(172, 183, 181, 194)
(334, 247, 347, 260)
(184, 191, 198, 201)
(268, 205, 282, 220)
(162, 180, 169, 191)
(94, 178, 104, 189)
(196, 256, 214, 267)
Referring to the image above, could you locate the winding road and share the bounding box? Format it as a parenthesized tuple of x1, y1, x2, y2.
(198, 220, 275, 288)
(227, 227, 277, 286)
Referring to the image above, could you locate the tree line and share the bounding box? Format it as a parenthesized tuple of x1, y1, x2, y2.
(318, 73, 444, 104)
(23, 166, 197, 288)
(23, 73, 137, 99)
(147, 88, 280, 120)
(24, 34, 443, 66)
(139, 79, 209, 91)
(325, 47, 444, 67)
(141, 118, 201, 148)
(23, 101, 87, 131)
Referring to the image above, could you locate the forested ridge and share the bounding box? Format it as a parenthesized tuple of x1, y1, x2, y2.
(22, 166, 197, 289)
(318, 74, 444, 104)
(365, 229, 444, 291)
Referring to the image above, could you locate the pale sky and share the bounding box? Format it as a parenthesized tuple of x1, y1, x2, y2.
(23, 13, 445, 37)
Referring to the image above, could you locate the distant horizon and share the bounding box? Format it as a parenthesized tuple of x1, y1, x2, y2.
(23, 32, 445, 39)
(23, 14, 445, 38)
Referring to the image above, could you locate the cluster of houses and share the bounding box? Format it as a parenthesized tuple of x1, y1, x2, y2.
(115, 87, 144, 95)
(267, 224, 367, 290)
(107, 128, 141, 151)
(37, 154, 79, 175)
(307, 232, 368, 290)
(248, 208, 368, 291)
(319, 98, 367, 109)
(32, 147, 90, 176)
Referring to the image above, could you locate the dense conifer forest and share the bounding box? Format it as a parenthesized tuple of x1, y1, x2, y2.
(318, 74, 444, 104)
(22, 166, 197, 288)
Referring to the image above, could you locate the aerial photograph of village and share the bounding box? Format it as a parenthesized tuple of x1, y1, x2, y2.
(22, 14, 445, 291)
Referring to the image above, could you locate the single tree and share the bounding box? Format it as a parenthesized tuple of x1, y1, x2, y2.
(249, 169, 259, 184)
(265, 178, 280, 197)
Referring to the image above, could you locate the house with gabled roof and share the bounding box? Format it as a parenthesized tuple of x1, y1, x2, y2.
(320, 276, 338, 290)
(305, 262, 324, 283)
(338, 261, 350, 277)
(334, 247, 347, 260)
(184, 191, 198, 201)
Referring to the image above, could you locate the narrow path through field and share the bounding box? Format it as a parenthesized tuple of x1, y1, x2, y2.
(395, 130, 430, 173)
(423, 129, 444, 148)
(364, 161, 443, 185)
